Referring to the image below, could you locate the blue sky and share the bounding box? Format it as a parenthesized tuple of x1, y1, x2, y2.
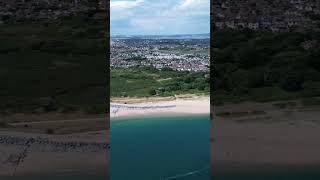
(110, 0, 210, 35)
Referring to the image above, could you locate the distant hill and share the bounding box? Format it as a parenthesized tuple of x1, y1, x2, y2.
(111, 33, 210, 40)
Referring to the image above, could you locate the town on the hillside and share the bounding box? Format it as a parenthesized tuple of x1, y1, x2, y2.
(213, 0, 320, 32)
(0, 0, 106, 23)
(111, 38, 210, 72)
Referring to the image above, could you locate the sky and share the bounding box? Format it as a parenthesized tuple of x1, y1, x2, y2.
(110, 0, 210, 36)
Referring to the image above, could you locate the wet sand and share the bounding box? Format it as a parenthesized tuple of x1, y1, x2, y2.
(211, 102, 320, 178)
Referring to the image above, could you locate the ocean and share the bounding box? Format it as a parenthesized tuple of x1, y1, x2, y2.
(110, 115, 211, 180)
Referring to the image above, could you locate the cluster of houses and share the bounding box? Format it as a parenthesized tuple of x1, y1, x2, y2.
(111, 39, 210, 72)
(0, 0, 106, 23)
(213, 0, 320, 32)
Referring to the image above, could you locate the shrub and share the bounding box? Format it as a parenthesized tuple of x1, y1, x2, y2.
(83, 105, 106, 114)
(302, 81, 320, 97)
(46, 128, 55, 134)
(149, 88, 157, 96)
(0, 119, 9, 128)
(302, 97, 320, 107)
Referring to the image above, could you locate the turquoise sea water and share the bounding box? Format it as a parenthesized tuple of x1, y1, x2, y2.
(110, 115, 211, 180)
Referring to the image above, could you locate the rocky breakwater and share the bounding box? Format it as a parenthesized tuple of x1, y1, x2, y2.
(0, 132, 109, 176)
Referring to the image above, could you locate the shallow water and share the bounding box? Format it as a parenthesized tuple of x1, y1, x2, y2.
(110, 115, 211, 180)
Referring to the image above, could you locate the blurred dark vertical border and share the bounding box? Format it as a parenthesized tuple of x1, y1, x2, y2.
(106, 0, 110, 178)
(210, 0, 320, 179)
(0, 0, 110, 178)
(209, 0, 214, 178)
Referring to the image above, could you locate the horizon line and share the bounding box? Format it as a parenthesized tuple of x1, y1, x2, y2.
(111, 33, 210, 37)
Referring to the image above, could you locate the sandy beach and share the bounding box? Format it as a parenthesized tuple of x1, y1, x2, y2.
(211, 101, 320, 176)
(0, 130, 108, 177)
(0, 112, 109, 178)
(110, 96, 210, 119)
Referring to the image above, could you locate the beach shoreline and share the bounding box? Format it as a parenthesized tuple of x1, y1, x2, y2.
(110, 96, 210, 119)
(211, 101, 320, 177)
(0, 130, 108, 177)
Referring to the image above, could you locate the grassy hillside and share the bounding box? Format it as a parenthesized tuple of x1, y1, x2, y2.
(212, 29, 320, 105)
(0, 19, 108, 114)
(111, 67, 209, 97)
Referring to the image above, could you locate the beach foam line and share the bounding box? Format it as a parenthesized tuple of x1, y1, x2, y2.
(0, 135, 109, 153)
(111, 104, 176, 110)
(161, 166, 209, 180)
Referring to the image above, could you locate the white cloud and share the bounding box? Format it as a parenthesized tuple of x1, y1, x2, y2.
(111, 0, 144, 11)
(179, 0, 200, 9)
(111, 0, 144, 21)
(161, 0, 209, 18)
(130, 19, 164, 31)
(111, 11, 134, 21)
(111, 0, 209, 35)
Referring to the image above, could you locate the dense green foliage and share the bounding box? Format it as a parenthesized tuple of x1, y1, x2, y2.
(212, 29, 320, 104)
(0, 20, 108, 114)
(111, 67, 209, 97)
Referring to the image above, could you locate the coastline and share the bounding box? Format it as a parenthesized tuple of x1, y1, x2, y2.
(110, 96, 210, 119)
(0, 130, 108, 177)
(212, 101, 320, 177)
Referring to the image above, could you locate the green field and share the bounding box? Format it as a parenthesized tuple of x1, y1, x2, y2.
(111, 67, 209, 97)
(0, 19, 108, 114)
